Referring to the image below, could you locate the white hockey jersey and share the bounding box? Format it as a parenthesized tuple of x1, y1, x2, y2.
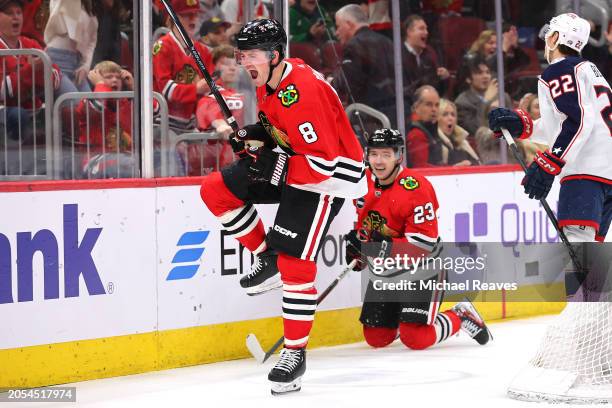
(531, 56, 612, 184)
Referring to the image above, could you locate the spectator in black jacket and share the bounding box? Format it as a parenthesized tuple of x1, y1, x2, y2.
(332, 3, 396, 126)
(401, 14, 449, 106)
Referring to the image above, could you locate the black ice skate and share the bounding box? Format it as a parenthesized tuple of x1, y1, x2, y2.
(268, 347, 306, 395)
(452, 299, 492, 345)
(239, 249, 281, 296)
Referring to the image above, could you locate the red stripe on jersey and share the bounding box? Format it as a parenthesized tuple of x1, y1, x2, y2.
(561, 174, 612, 185)
(559, 219, 600, 231)
(305, 195, 330, 260)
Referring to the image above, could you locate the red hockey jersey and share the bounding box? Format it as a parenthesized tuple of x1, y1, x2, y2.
(0, 37, 60, 109)
(152, 31, 214, 130)
(256, 58, 367, 199)
(22, 0, 46, 47)
(196, 84, 245, 130)
(356, 167, 439, 254)
(76, 83, 133, 152)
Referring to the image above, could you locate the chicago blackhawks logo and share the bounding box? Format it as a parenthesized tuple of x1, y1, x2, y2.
(277, 84, 299, 107)
(175, 65, 199, 84)
(258, 112, 295, 153)
(105, 128, 132, 152)
(400, 176, 419, 191)
(152, 41, 162, 56)
(362, 211, 401, 238)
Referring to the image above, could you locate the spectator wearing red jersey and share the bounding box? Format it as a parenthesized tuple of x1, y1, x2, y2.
(0, 0, 61, 143)
(77, 61, 133, 151)
(21, 0, 47, 46)
(152, 0, 212, 132)
(76, 60, 136, 178)
(191, 44, 243, 174)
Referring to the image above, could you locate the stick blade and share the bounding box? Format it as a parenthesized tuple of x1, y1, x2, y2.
(246, 334, 266, 363)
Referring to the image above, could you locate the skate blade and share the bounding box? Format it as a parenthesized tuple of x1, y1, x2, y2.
(246, 275, 282, 296)
(270, 378, 302, 395)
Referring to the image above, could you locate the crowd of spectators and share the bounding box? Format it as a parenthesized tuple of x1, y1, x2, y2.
(1, 0, 611, 179)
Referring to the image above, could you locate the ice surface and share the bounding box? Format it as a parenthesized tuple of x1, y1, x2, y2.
(23, 315, 564, 408)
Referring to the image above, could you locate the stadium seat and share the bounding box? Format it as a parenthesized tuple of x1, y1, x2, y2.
(438, 16, 486, 73)
(289, 42, 322, 72)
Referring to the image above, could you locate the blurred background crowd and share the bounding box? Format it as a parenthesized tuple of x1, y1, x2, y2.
(0, 0, 610, 179)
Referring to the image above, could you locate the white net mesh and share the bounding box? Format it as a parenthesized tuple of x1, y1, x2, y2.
(533, 302, 612, 386)
(508, 301, 612, 404)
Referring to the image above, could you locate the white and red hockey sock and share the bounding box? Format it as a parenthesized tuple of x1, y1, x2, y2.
(200, 173, 267, 253)
(398, 310, 461, 350)
(278, 254, 317, 349)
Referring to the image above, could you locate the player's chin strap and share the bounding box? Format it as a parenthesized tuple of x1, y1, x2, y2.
(265, 50, 284, 93)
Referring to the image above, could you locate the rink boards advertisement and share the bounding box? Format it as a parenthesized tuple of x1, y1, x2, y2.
(0, 167, 573, 387)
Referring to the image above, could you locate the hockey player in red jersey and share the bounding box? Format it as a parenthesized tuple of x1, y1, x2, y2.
(199, 19, 367, 395)
(344, 129, 491, 350)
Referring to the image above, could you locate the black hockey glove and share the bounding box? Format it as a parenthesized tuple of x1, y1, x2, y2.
(231, 123, 276, 156)
(344, 229, 369, 271)
(488, 108, 533, 139)
(246, 146, 288, 187)
(368, 230, 393, 260)
(522, 150, 565, 200)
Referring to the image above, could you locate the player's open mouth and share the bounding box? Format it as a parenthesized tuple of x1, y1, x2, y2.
(249, 70, 258, 79)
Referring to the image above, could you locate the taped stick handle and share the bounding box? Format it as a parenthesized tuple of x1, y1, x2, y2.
(159, 0, 239, 132)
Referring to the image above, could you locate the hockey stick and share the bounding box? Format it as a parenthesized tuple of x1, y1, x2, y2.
(159, 0, 238, 132)
(246, 259, 358, 363)
(500, 128, 585, 276)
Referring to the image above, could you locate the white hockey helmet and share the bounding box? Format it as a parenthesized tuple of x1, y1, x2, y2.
(539, 13, 591, 53)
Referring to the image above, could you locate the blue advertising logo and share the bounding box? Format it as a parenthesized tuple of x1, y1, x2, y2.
(0, 204, 105, 304)
(166, 231, 209, 280)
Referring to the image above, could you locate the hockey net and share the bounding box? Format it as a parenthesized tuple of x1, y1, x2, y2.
(508, 301, 612, 404)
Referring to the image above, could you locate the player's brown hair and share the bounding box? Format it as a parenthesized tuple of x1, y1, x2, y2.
(211, 44, 235, 65)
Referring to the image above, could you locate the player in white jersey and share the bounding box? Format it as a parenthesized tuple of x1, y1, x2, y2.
(489, 13, 612, 244)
